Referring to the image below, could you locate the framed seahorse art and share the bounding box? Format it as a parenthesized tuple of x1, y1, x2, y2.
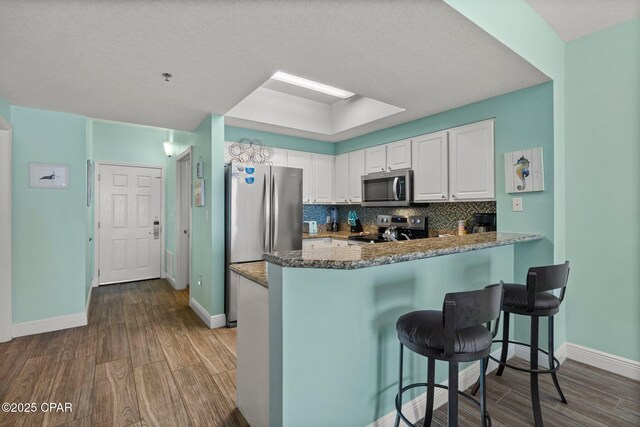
(504, 147, 544, 193)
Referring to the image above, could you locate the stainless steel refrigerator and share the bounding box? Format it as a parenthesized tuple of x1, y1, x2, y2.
(225, 162, 303, 326)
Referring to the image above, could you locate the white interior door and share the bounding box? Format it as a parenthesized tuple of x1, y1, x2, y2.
(179, 159, 191, 287)
(99, 164, 162, 284)
(0, 126, 12, 342)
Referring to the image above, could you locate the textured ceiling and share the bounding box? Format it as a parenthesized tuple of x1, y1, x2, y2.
(526, 0, 640, 41)
(0, 0, 549, 142)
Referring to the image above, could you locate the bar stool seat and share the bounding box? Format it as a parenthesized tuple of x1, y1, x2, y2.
(502, 283, 561, 313)
(397, 311, 494, 360)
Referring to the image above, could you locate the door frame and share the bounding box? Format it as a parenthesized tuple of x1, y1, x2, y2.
(93, 161, 166, 286)
(0, 114, 12, 342)
(175, 147, 192, 293)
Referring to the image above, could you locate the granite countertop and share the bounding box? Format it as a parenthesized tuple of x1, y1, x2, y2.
(229, 261, 268, 288)
(264, 232, 543, 270)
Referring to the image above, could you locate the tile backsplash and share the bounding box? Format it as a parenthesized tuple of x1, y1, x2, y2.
(303, 202, 497, 233)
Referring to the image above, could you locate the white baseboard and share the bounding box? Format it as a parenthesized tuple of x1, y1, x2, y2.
(166, 274, 178, 289)
(189, 297, 226, 329)
(565, 342, 640, 381)
(514, 342, 567, 369)
(13, 312, 87, 337)
(368, 345, 515, 427)
(85, 286, 93, 317)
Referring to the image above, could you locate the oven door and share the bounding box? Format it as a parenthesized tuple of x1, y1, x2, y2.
(361, 169, 412, 207)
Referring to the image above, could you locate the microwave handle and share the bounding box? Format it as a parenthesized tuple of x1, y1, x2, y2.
(393, 177, 399, 201)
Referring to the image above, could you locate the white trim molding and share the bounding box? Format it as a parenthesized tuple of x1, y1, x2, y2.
(13, 312, 87, 337)
(85, 285, 93, 317)
(189, 297, 226, 329)
(368, 345, 514, 427)
(565, 342, 640, 381)
(166, 274, 178, 289)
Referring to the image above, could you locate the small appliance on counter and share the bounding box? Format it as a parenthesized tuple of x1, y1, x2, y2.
(348, 215, 428, 244)
(329, 207, 339, 232)
(303, 220, 318, 234)
(348, 211, 363, 233)
(470, 213, 497, 233)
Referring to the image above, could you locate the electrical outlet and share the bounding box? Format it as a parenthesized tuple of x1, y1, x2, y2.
(197, 275, 203, 286)
(512, 197, 523, 212)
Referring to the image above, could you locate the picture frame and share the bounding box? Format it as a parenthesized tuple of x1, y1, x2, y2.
(29, 163, 69, 189)
(194, 178, 205, 207)
(504, 147, 544, 193)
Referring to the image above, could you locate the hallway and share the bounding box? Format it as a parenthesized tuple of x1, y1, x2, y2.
(0, 280, 245, 427)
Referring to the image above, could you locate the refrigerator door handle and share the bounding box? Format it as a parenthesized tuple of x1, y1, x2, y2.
(271, 173, 278, 250)
(263, 174, 269, 252)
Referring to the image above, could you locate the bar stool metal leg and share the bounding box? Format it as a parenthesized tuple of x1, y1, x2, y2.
(548, 316, 567, 404)
(496, 312, 510, 376)
(395, 344, 404, 427)
(448, 361, 459, 427)
(530, 316, 543, 427)
(424, 358, 435, 426)
(479, 358, 487, 427)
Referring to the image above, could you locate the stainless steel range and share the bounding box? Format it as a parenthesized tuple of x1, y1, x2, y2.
(348, 215, 428, 244)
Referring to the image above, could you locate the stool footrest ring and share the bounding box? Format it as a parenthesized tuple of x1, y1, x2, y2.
(395, 382, 491, 427)
(491, 339, 561, 374)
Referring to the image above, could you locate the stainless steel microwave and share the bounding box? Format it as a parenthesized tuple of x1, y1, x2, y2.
(361, 169, 413, 207)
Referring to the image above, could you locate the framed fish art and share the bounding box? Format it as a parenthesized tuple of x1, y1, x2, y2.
(29, 163, 69, 189)
(504, 147, 544, 193)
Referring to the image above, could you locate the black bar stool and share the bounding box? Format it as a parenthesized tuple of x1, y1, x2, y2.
(473, 261, 570, 427)
(394, 283, 504, 427)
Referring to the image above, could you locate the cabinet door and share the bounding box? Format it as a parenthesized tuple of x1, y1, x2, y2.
(365, 145, 387, 174)
(303, 238, 332, 250)
(449, 120, 495, 201)
(311, 154, 335, 204)
(271, 148, 288, 167)
(386, 139, 412, 170)
(412, 131, 449, 202)
(334, 153, 349, 203)
(348, 150, 365, 203)
(287, 150, 312, 203)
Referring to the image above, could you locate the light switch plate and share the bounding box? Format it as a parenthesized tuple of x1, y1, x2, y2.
(512, 197, 523, 212)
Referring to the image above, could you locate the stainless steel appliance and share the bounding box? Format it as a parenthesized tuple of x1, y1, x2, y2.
(361, 169, 413, 207)
(225, 162, 303, 326)
(348, 215, 428, 244)
(470, 213, 497, 233)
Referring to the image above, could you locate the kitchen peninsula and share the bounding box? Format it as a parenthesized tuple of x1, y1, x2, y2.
(236, 232, 542, 427)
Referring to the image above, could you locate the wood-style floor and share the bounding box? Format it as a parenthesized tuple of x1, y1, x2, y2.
(1, 279, 639, 426)
(0, 279, 245, 427)
(425, 357, 640, 426)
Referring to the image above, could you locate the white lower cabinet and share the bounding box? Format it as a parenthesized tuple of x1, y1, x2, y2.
(412, 131, 449, 202)
(448, 120, 495, 201)
(303, 238, 349, 249)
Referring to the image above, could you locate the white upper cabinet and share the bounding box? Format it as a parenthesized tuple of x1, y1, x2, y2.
(287, 150, 312, 203)
(386, 139, 412, 170)
(348, 150, 365, 203)
(334, 153, 349, 204)
(311, 154, 335, 204)
(448, 119, 495, 201)
(412, 131, 449, 202)
(271, 148, 288, 167)
(365, 145, 387, 174)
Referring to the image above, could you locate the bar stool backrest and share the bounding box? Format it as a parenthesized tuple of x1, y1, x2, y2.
(442, 283, 503, 357)
(526, 261, 570, 312)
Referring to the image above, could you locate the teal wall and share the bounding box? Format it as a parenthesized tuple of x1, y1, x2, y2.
(0, 95, 10, 123)
(11, 106, 87, 322)
(85, 119, 94, 302)
(565, 19, 640, 361)
(225, 125, 335, 155)
(270, 245, 517, 426)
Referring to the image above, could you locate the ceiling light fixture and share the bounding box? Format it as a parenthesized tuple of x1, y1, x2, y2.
(271, 71, 355, 99)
